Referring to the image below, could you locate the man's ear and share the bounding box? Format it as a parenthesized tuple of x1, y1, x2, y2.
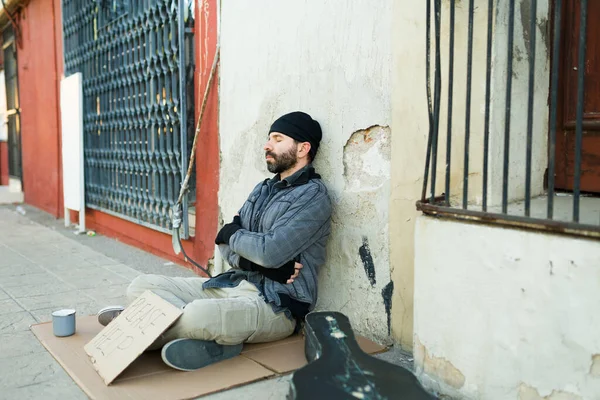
(298, 142, 311, 159)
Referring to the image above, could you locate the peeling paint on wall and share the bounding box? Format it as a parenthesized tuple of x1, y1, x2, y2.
(343, 125, 391, 192)
(518, 383, 582, 400)
(359, 237, 376, 286)
(414, 337, 466, 390)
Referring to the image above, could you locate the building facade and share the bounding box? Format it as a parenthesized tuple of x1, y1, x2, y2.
(0, 1, 598, 398)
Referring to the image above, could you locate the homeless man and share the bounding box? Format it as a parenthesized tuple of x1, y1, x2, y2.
(96, 111, 332, 371)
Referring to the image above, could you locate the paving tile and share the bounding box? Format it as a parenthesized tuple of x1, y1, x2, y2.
(14, 243, 63, 256)
(0, 351, 74, 390)
(0, 288, 10, 300)
(22, 250, 77, 265)
(0, 272, 64, 288)
(93, 295, 129, 309)
(2, 378, 86, 400)
(103, 263, 143, 280)
(17, 290, 94, 311)
(3, 237, 63, 249)
(80, 254, 121, 267)
(59, 268, 130, 289)
(5, 282, 76, 299)
(0, 311, 37, 333)
(0, 248, 31, 267)
(52, 241, 95, 255)
(3, 230, 65, 246)
(35, 255, 98, 272)
(0, 298, 25, 315)
(81, 283, 130, 302)
(0, 331, 46, 359)
(0, 263, 45, 278)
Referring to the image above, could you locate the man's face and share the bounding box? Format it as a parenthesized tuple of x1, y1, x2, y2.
(264, 132, 298, 174)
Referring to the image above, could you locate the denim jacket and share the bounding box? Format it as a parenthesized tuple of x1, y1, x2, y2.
(203, 164, 332, 319)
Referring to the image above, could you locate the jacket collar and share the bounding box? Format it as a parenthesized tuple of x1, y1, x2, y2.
(269, 164, 321, 188)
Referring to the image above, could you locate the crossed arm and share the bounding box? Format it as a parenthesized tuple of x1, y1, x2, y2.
(218, 243, 302, 284)
(215, 185, 330, 283)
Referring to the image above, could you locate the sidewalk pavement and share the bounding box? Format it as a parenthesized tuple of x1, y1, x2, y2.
(0, 204, 413, 399)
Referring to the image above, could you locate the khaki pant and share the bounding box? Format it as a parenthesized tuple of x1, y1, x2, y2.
(126, 274, 295, 350)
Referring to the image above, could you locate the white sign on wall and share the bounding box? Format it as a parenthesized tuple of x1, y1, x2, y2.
(60, 73, 85, 232)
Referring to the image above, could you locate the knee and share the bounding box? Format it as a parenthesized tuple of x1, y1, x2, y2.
(126, 274, 162, 302)
(171, 300, 223, 341)
(180, 300, 220, 323)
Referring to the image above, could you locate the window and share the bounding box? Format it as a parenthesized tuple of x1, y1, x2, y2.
(417, 0, 600, 239)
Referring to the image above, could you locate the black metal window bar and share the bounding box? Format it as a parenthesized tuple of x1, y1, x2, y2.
(417, 0, 600, 239)
(62, 0, 195, 237)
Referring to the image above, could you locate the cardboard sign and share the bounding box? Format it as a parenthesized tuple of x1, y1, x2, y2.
(84, 290, 183, 385)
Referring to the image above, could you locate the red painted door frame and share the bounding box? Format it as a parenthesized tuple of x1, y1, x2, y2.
(191, 0, 220, 270)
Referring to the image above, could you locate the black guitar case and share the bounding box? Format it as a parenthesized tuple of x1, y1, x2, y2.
(288, 311, 436, 400)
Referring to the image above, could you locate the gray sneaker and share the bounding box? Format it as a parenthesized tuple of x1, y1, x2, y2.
(161, 339, 243, 371)
(97, 306, 125, 326)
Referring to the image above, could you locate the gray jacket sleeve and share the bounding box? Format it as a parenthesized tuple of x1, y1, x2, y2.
(218, 244, 240, 269)
(228, 185, 331, 268)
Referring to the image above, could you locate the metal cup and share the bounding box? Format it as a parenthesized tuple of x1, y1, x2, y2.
(52, 309, 76, 337)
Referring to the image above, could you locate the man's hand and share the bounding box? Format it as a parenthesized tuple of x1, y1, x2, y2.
(215, 216, 242, 245)
(238, 256, 303, 284)
(286, 262, 303, 284)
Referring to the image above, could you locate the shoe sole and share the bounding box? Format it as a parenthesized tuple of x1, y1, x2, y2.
(161, 339, 243, 371)
(97, 306, 125, 327)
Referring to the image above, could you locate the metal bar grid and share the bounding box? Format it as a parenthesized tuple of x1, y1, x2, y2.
(418, 0, 599, 238)
(62, 0, 195, 236)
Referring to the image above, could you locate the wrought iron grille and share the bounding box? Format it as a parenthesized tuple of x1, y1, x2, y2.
(62, 0, 195, 236)
(418, 0, 599, 239)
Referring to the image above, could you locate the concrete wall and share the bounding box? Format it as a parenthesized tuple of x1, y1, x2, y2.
(218, 0, 393, 342)
(414, 216, 600, 400)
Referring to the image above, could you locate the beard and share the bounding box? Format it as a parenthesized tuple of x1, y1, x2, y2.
(266, 146, 298, 174)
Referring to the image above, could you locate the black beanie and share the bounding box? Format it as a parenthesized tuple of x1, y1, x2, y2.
(269, 111, 322, 161)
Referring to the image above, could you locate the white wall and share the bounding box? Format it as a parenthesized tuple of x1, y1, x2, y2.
(218, 0, 393, 342)
(414, 216, 600, 400)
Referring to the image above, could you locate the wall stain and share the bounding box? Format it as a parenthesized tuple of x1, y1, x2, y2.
(518, 1, 550, 62)
(382, 281, 394, 335)
(519, 0, 532, 58)
(414, 337, 466, 389)
(538, 17, 549, 57)
(359, 236, 376, 286)
(518, 383, 582, 400)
